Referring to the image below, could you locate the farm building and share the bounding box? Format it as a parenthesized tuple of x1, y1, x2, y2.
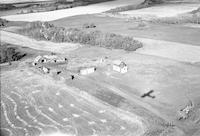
(32, 55, 47, 65)
(43, 55, 68, 63)
(33, 55, 68, 65)
(113, 60, 128, 74)
(79, 67, 96, 75)
(38, 66, 50, 74)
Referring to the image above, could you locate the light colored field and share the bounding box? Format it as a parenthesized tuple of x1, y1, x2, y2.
(0, 30, 80, 54)
(134, 37, 200, 63)
(121, 3, 200, 18)
(1, 0, 143, 21)
(0, 0, 50, 4)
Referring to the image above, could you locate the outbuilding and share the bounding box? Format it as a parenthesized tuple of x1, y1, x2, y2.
(79, 67, 96, 75)
(38, 66, 50, 74)
(112, 60, 128, 74)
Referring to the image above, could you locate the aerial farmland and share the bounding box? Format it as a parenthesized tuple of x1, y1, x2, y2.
(0, 0, 200, 136)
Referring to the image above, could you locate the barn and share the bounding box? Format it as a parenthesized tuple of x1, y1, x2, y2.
(113, 60, 128, 74)
(79, 67, 96, 75)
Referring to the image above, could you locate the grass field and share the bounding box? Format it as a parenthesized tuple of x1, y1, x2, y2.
(51, 14, 200, 46)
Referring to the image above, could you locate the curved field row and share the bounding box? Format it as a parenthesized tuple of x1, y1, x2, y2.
(1, 68, 145, 136)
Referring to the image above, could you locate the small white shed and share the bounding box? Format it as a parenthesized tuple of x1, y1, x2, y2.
(80, 67, 96, 75)
(113, 60, 128, 74)
(33, 55, 47, 65)
(38, 66, 50, 74)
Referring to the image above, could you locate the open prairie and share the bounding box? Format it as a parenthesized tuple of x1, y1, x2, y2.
(1, 0, 200, 136)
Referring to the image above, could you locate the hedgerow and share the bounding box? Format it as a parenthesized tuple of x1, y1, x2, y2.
(19, 21, 143, 51)
(0, 44, 26, 64)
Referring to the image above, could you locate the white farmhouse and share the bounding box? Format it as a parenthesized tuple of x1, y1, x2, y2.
(112, 60, 128, 74)
(79, 67, 96, 75)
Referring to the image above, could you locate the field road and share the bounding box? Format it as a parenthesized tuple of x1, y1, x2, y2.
(0, 30, 80, 53)
(1, 0, 143, 21)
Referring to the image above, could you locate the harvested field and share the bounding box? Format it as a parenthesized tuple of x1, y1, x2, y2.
(1, 0, 143, 21)
(120, 3, 200, 18)
(0, 66, 146, 136)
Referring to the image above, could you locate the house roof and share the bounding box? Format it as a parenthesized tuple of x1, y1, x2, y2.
(34, 55, 42, 62)
(43, 55, 58, 59)
(113, 60, 127, 68)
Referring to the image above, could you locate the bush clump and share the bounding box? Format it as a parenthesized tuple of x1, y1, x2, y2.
(82, 23, 96, 28)
(19, 21, 143, 51)
(0, 44, 26, 64)
(0, 18, 9, 27)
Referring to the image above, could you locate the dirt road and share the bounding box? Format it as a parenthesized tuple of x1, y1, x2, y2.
(0, 30, 80, 54)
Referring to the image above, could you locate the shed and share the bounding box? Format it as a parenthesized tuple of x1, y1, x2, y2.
(38, 66, 50, 74)
(43, 55, 67, 63)
(33, 55, 47, 65)
(113, 60, 128, 73)
(79, 67, 96, 75)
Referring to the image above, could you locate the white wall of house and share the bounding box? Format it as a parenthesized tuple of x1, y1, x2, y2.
(113, 64, 128, 73)
(121, 66, 128, 73)
(80, 67, 95, 75)
(113, 65, 121, 73)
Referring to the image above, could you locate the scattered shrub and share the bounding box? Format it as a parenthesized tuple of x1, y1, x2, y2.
(19, 21, 143, 51)
(0, 44, 26, 64)
(0, 18, 9, 27)
(82, 23, 96, 28)
(138, 21, 147, 27)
